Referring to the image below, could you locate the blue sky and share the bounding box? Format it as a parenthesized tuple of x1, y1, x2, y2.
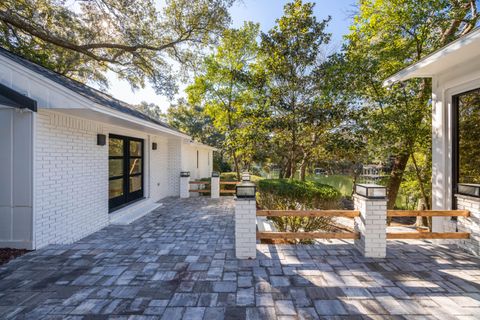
(106, 0, 356, 111)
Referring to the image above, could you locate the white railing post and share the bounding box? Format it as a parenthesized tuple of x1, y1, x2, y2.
(354, 184, 387, 258)
(180, 171, 190, 199)
(235, 178, 257, 259)
(211, 172, 220, 199)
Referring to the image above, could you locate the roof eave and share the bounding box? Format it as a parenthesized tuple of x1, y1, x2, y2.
(383, 27, 480, 87)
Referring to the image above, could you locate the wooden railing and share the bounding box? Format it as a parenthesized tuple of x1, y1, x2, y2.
(188, 180, 210, 193)
(220, 181, 239, 194)
(386, 210, 470, 239)
(188, 180, 239, 194)
(256, 210, 360, 240)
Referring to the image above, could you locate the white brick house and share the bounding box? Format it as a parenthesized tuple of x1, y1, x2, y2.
(0, 48, 214, 250)
(384, 28, 480, 255)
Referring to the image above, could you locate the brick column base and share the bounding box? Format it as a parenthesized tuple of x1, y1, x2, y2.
(180, 176, 190, 198)
(235, 198, 256, 259)
(456, 194, 480, 256)
(211, 177, 220, 199)
(354, 195, 387, 258)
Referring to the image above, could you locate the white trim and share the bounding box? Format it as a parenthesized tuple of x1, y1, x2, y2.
(31, 109, 36, 249)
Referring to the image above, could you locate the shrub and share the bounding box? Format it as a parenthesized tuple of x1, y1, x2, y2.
(257, 179, 341, 243)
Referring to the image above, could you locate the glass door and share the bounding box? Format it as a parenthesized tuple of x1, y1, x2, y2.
(109, 134, 144, 212)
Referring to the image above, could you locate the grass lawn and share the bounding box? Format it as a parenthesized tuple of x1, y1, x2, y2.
(308, 174, 353, 196)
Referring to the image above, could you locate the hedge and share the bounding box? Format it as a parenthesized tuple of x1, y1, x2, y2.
(257, 179, 341, 210)
(257, 179, 342, 243)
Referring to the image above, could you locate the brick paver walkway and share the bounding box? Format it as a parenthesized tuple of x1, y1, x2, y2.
(1, 197, 480, 319)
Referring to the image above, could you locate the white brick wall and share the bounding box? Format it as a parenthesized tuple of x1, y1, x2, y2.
(167, 138, 182, 197)
(34, 110, 184, 248)
(35, 110, 108, 248)
(354, 195, 387, 258)
(456, 194, 480, 256)
(235, 198, 257, 259)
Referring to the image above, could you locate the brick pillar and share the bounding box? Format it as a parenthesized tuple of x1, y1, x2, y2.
(354, 184, 387, 258)
(211, 172, 220, 199)
(180, 172, 190, 199)
(455, 194, 480, 256)
(235, 197, 257, 259)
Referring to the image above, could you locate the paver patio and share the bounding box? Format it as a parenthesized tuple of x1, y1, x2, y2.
(1, 197, 480, 319)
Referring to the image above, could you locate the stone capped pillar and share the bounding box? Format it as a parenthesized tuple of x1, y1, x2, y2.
(456, 194, 480, 256)
(180, 171, 190, 199)
(211, 172, 220, 199)
(235, 197, 257, 259)
(354, 184, 387, 258)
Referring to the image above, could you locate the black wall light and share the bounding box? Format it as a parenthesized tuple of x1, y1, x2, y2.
(97, 134, 106, 146)
(152, 142, 157, 150)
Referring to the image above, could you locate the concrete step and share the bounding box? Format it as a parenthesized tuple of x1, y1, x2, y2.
(110, 200, 163, 225)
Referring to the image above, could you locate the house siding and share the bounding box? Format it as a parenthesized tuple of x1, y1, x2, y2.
(431, 54, 480, 232)
(35, 110, 108, 248)
(34, 110, 195, 248)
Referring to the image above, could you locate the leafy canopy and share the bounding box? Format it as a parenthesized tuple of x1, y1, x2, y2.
(0, 0, 235, 96)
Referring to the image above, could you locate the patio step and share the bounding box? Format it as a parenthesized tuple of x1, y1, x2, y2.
(110, 201, 163, 225)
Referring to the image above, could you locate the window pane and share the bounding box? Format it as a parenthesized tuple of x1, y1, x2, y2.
(109, 159, 123, 178)
(129, 159, 142, 175)
(130, 141, 142, 157)
(109, 138, 123, 156)
(109, 179, 123, 199)
(458, 89, 480, 184)
(130, 176, 142, 192)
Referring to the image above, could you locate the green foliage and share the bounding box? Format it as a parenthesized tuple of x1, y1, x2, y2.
(328, 0, 479, 208)
(257, 179, 341, 243)
(0, 0, 235, 95)
(166, 98, 224, 148)
(257, 179, 340, 210)
(259, 0, 341, 179)
(135, 102, 165, 122)
(186, 21, 268, 179)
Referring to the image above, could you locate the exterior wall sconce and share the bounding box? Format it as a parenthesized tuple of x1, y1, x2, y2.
(152, 142, 157, 150)
(97, 134, 106, 146)
(236, 181, 256, 198)
(212, 171, 220, 177)
(458, 183, 480, 197)
(180, 171, 190, 177)
(241, 172, 251, 181)
(355, 183, 387, 199)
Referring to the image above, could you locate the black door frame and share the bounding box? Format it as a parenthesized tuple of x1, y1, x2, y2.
(451, 87, 480, 208)
(109, 134, 144, 212)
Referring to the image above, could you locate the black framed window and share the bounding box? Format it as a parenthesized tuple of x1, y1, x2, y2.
(453, 88, 480, 204)
(109, 134, 144, 212)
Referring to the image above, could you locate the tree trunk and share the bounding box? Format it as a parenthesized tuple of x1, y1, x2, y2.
(387, 152, 410, 209)
(300, 159, 307, 181)
(410, 152, 430, 210)
(232, 151, 240, 181)
(415, 198, 429, 228)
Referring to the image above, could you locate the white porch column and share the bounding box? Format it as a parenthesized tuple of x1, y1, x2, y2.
(211, 172, 220, 199)
(354, 184, 387, 258)
(456, 194, 480, 256)
(180, 172, 190, 199)
(235, 196, 257, 259)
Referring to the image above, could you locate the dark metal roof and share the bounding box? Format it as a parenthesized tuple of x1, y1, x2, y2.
(0, 82, 37, 111)
(0, 47, 184, 134)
